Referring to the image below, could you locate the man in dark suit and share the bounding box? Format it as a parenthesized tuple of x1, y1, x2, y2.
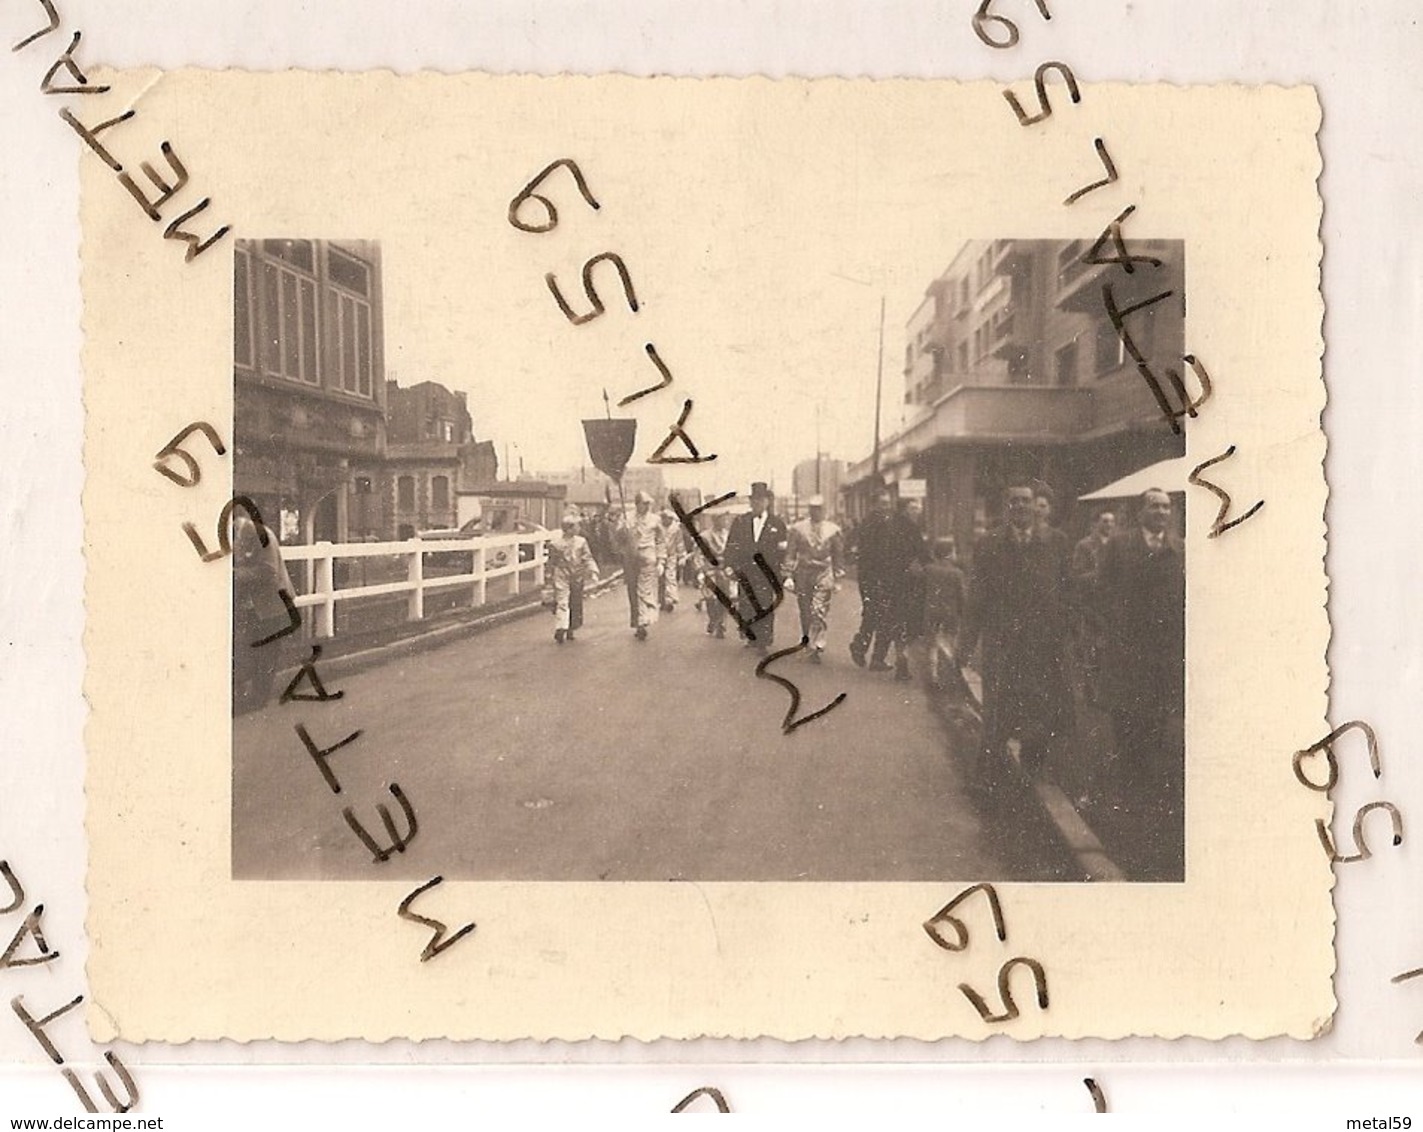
(848, 487, 896, 669)
(722, 481, 790, 651)
(959, 482, 1073, 778)
(1096, 488, 1185, 867)
(879, 496, 931, 680)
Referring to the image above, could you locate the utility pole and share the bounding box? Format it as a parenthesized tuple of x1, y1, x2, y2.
(872, 293, 885, 482)
(815, 403, 823, 494)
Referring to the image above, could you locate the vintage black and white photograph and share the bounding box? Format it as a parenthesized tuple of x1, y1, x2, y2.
(230, 234, 1187, 883)
(81, 71, 1329, 1042)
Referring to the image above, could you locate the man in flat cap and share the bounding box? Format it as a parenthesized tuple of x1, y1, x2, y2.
(786, 494, 845, 663)
(619, 490, 665, 640)
(723, 481, 790, 652)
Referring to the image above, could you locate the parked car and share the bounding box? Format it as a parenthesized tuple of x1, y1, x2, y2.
(417, 517, 547, 572)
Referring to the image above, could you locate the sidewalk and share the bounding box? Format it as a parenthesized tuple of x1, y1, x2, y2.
(274, 570, 625, 684)
(924, 640, 1129, 883)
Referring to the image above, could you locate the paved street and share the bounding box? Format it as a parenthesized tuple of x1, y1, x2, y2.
(234, 580, 1066, 881)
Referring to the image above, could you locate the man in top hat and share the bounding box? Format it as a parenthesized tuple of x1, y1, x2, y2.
(619, 490, 665, 640)
(786, 494, 845, 663)
(722, 481, 790, 651)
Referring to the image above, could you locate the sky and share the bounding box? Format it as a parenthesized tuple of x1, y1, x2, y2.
(357, 75, 1030, 503)
(382, 218, 941, 503)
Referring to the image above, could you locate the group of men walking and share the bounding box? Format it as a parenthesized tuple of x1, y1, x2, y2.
(846, 488, 933, 679)
(597, 482, 849, 657)
(961, 482, 1184, 839)
(546, 476, 1185, 841)
(713, 481, 847, 662)
(593, 481, 936, 678)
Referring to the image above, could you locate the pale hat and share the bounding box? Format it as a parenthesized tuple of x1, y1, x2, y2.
(806, 494, 825, 508)
(561, 509, 582, 526)
(634, 490, 654, 504)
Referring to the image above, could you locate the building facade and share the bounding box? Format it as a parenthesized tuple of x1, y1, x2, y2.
(383, 381, 498, 538)
(385, 442, 463, 539)
(844, 238, 1186, 557)
(232, 238, 508, 544)
(233, 238, 387, 544)
(387, 379, 474, 446)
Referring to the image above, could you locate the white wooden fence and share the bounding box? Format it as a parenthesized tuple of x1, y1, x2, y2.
(279, 532, 552, 639)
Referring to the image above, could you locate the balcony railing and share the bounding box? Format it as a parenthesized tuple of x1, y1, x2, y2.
(973, 272, 1010, 314)
(1056, 239, 1090, 277)
(986, 314, 1017, 358)
(991, 239, 1031, 274)
(278, 531, 552, 639)
(846, 382, 1094, 483)
(1055, 241, 1112, 312)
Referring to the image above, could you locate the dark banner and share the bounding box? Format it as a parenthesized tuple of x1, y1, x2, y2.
(582, 419, 637, 482)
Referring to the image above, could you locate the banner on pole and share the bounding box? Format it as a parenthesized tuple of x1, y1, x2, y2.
(582, 419, 637, 482)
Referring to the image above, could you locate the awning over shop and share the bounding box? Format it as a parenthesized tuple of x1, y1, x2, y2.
(1078, 455, 1190, 501)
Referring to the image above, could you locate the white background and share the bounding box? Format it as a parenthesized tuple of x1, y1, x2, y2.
(1, 0, 1421, 1119)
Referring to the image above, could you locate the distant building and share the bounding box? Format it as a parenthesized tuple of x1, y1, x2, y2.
(387, 379, 474, 446)
(563, 480, 614, 513)
(468, 481, 569, 530)
(462, 440, 499, 486)
(233, 238, 387, 544)
(792, 457, 847, 507)
(621, 465, 666, 503)
(843, 238, 1185, 556)
(232, 241, 509, 544)
(385, 442, 463, 539)
(383, 379, 498, 537)
(530, 464, 666, 507)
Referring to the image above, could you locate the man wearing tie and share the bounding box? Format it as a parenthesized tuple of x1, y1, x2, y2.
(723, 481, 790, 652)
(1096, 487, 1185, 872)
(959, 482, 1073, 779)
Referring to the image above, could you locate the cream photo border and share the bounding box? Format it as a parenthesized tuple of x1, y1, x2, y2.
(82, 71, 1328, 1042)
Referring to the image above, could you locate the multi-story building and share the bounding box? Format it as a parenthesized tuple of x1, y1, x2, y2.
(233, 240, 511, 543)
(233, 238, 387, 545)
(844, 238, 1186, 557)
